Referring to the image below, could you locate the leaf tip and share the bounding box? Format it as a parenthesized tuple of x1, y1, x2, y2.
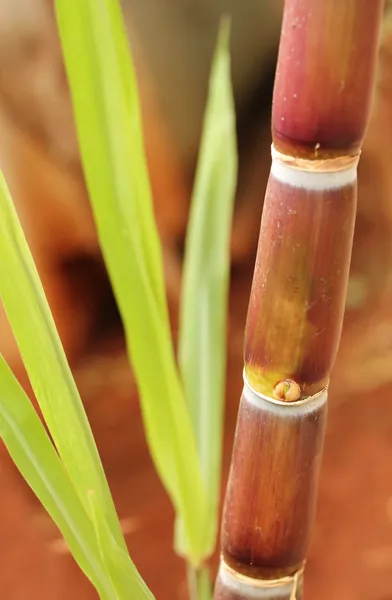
(218, 15, 232, 51)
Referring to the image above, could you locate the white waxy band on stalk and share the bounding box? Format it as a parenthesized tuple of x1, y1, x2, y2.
(271, 145, 358, 190)
(218, 559, 303, 599)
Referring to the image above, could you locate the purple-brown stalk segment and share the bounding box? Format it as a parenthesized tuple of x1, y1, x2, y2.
(222, 386, 327, 581)
(244, 170, 357, 399)
(214, 1, 384, 598)
(272, 0, 384, 159)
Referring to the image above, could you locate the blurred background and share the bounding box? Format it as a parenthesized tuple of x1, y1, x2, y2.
(0, 1, 391, 598)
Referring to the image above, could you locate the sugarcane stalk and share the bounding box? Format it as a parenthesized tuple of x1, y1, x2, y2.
(214, 1, 384, 598)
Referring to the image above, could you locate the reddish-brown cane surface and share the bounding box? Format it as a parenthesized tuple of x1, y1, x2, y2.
(221, 390, 327, 579)
(272, 0, 384, 159)
(244, 175, 356, 399)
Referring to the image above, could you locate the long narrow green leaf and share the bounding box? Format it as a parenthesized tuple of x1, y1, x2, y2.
(88, 490, 153, 600)
(179, 20, 238, 556)
(54, 0, 207, 562)
(0, 172, 148, 571)
(0, 356, 115, 600)
(0, 173, 153, 599)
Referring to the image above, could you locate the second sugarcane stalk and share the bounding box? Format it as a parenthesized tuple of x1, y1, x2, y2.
(214, 1, 384, 599)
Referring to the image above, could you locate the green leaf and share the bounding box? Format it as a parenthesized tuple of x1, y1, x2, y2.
(88, 490, 153, 600)
(0, 171, 133, 559)
(0, 171, 153, 599)
(54, 0, 207, 563)
(0, 356, 115, 600)
(178, 19, 238, 556)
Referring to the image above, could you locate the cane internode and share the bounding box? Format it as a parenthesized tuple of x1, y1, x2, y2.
(244, 148, 357, 400)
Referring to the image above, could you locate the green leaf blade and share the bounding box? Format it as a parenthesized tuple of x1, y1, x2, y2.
(88, 490, 154, 600)
(0, 357, 115, 600)
(55, 0, 208, 563)
(0, 172, 127, 555)
(179, 19, 238, 556)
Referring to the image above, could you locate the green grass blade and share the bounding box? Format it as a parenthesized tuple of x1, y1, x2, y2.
(0, 172, 128, 552)
(55, 0, 207, 562)
(88, 491, 154, 600)
(178, 20, 238, 556)
(0, 356, 115, 600)
(0, 172, 153, 598)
